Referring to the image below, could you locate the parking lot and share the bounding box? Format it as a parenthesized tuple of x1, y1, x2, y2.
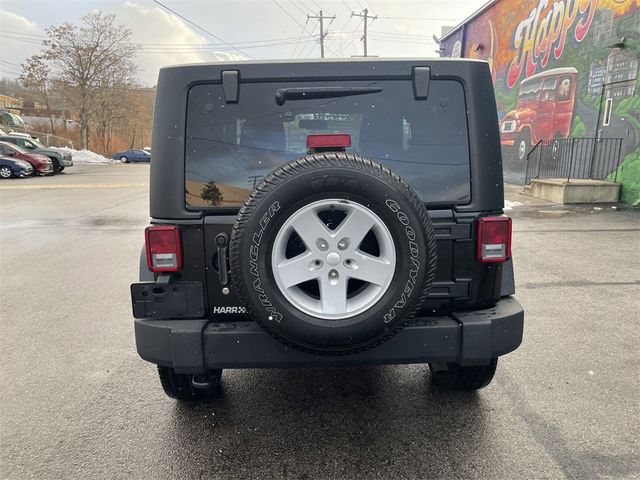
(1, 163, 638, 479)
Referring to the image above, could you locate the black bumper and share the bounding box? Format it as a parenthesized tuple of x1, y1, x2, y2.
(134, 297, 523, 373)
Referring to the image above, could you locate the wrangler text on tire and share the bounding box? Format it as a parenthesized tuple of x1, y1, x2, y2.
(229, 152, 437, 356)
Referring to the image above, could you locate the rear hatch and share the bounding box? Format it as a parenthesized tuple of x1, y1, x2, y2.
(185, 78, 471, 208)
(149, 60, 506, 317)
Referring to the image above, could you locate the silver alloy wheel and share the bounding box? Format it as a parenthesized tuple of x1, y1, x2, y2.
(120, 156, 128, 163)
(271, 198, 396, 320)
(0, 166, 12, 178)
(551, 139, 561, 160)
(518, 140, 527, 160)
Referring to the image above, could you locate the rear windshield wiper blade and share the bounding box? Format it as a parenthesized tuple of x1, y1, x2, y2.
(275, 86, 383, 105)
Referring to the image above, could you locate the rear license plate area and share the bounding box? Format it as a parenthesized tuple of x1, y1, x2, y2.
(131, 281, 204, 319)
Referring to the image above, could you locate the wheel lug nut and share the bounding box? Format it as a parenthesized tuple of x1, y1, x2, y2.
(316, 239, 328, 251)
(337, 238, 350, 250)
(329, 269, 338, 279)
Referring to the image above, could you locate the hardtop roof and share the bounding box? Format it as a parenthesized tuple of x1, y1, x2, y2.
(159, 57, 487, 72)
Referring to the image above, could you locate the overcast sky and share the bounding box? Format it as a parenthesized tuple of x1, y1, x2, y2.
(1, 0, 487, 86)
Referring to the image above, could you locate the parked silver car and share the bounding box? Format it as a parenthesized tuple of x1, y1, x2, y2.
(0, 136, 73, 173)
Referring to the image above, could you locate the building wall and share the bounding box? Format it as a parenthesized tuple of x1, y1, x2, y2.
(441, 0, 639, 204)
(0, 94, 23, 112)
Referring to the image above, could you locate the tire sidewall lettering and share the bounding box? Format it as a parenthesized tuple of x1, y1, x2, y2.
(231, 154, 436, 354)
(383, 198, 422, 324)
(248, 200, 283, 323)
(249, 196, 422, 326)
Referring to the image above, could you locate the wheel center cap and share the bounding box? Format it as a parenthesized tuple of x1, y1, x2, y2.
(326, 252, 341, 266)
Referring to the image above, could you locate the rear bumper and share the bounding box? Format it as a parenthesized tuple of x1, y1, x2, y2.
(134, 297, 524, 373)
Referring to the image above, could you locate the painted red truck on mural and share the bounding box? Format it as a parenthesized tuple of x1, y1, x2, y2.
(500, 67, 578, 161)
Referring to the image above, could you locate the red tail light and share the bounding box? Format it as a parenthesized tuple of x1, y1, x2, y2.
(307, 134, 351, 149)
(145, 226, 182, 272)
(477, 216, 512, 263)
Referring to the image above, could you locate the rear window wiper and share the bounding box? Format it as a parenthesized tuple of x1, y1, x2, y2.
(275, 86, 383, 105)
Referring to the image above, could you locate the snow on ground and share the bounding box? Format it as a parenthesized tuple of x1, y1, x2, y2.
(60, 147, 113, 164)
(504, 200, 523, 210)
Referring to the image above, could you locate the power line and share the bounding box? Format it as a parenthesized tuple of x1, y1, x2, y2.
(0, 31, 318, 56)
(377, 16, 460, 21)
(0, 33, 43, 45)
(303, 41, 319, 58)
(137, 35, 316, 50)
(327, 15, 356, 56)
(145, 35, 311, 46)
(307, 10, 335, 58)
(291, 0, 311, 11)
(300, 21, 320, 58)
(137, 38, 318, 54)
(322, 0, 359, 56)
(272, 0, 307, 29)
(369, 30, 434, 38)
(306, 0, 324, 11)
(0, 30, 47, 38)
(0, 69, 21, 76)
(274, 0, 339, 59)
(290, 21, 311, 58)
(369, 39, 438, 46)
(276, 0, 320, 59)
(288, 0, 307, 16)
(368, 36, 439, 46)
(0, 27, 328, 51)
(151, 0, 253, 58)
(364, 0, 376, 14)
(1, 29, 314, 48)
(351, 8, 377, 57)
(323, 39, 341, 58)
(0, 59, 21, 67)
(348, 17, 364, 56)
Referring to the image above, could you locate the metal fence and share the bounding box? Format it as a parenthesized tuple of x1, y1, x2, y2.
(30, 131, 75, 149)
(525, 137, 623, 185)
(0, 124, 75, 149)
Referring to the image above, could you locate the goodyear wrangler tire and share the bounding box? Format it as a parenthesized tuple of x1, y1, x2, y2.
(229, 153, 437, 355)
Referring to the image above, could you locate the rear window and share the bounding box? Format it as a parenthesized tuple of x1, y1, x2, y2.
(185, 79, 470, 208)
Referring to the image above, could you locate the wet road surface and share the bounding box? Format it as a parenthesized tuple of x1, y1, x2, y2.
(1, 166, 639, 479)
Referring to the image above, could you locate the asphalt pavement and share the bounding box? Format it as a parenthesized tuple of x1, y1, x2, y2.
(1, 164, 639, 480)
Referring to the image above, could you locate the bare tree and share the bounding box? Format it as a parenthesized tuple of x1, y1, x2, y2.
(125, 88, 154, 149)
(40, 11, 137, 149)
(19, 55, 56, 134)
(92, 66, 137, 154)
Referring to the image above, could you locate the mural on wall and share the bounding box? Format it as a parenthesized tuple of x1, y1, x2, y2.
(442, 0, 640, 204)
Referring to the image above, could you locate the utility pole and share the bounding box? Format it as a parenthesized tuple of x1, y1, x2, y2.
(352, 8, 377, 57)
(307, 10, 335, 58)
(248, 175, 263, 189)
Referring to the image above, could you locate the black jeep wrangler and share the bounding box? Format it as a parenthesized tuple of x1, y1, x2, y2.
(131, 58, 523, 401)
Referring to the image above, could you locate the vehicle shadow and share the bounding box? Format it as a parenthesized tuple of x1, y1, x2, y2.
(164, 365, 491, 479)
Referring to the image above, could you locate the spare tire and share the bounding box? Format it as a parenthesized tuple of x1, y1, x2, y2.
(229, 153, 437, 355)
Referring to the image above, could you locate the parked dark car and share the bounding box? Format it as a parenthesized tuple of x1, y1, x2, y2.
(113, 149, 151, 163)
(0, 141, 53, 175)
(0, 156, 34, 178)
(131, 59, 524, 402)
(0, 136, 72, 173)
